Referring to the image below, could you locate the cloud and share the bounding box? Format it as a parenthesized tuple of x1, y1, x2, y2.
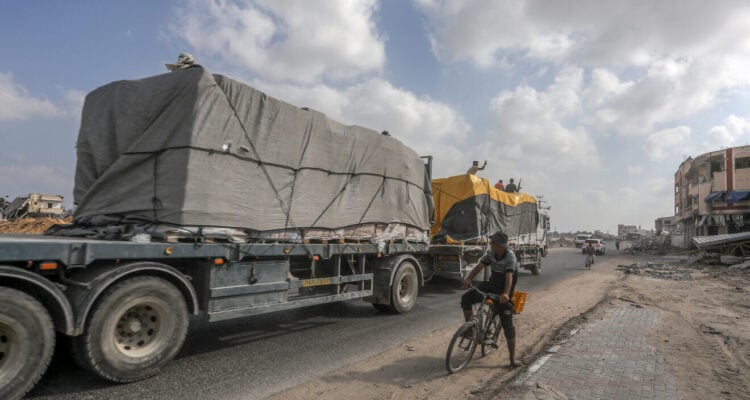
(487, 66, 598, 171)
(705, 114, 750, 149)
(626, 165, 644, 175)
(251, 77, 471, 151)
(62, 89, 87, 119)
(173, 0, 385, 84)
(0, 72, 64, 121)
(415, 0, 750, 68)
(416, 1, 750, 136)
(644, 125, 692, 160)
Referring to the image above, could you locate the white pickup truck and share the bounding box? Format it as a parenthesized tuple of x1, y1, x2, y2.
(574, 234, 592, 248)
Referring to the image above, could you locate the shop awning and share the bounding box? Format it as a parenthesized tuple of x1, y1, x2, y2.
(704, 191, 726, 203)
(726, 190, 750, 203)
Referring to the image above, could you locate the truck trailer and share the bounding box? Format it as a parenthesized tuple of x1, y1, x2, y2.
(0, 69, 434, 400)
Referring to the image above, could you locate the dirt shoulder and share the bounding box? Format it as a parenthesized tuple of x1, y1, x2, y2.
(271, 256, 628, 400)
(271, 255, 750, 400)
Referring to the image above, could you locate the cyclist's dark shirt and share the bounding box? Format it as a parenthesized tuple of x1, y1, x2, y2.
(480, 249, 518, 295)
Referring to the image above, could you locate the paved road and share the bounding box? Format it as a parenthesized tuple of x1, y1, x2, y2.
(28, 247, 593, 400)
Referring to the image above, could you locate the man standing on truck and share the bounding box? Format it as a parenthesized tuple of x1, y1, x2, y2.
(504, 178, 518, 193)
(460, 231, 519, 368)
(466, 160, 487, 175)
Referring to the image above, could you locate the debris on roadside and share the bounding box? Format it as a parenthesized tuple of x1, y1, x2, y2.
(616, 262, 692, 280)
(0, 217, 72, 234)
(619, 234, 676, 255)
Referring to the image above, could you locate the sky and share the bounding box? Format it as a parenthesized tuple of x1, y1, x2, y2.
(2, 0, 750, 234)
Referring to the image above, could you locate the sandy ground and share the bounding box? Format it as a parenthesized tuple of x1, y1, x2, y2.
(0, 217, 71, 234)
(270, 255, 750, 400)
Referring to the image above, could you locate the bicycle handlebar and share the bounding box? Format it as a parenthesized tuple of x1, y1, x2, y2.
(467, 284, 503, 303)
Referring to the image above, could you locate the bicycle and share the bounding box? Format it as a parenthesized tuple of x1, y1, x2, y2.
(585, 252, 594, 270)
(445, 285, 507, 373)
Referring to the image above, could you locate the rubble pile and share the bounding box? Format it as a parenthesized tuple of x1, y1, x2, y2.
(617, 262, 692, 281)
(549, 236, 574, 248)
(620, 235, 675, 255)
(0, 217, 72, 234)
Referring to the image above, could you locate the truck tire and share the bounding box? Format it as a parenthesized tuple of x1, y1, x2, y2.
(73, 276, 188, 383)
(0, 287, 55, 400)
(530, 253, 541, 276)
(389, 261, 419, 314)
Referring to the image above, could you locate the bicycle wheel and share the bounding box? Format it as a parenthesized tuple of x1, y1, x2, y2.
(445, 321, 478, 373)
(481, 311, 502, 356)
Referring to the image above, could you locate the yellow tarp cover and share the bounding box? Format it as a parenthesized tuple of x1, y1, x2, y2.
(430, 174, 536, 237)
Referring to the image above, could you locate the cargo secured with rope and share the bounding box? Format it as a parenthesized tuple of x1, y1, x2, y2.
(56, 68, 433, 244)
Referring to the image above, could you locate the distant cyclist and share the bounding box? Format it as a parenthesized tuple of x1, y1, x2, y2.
(460, 231, 519, 368)
(585, 242, 595, 270)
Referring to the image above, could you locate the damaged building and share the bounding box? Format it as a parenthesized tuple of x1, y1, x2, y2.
(1, 193, 65, 221)
(674, 145, 750, 247)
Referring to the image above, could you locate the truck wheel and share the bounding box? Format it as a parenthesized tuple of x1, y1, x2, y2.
(389, 261, 419, 314)
(73, 276, 188, 383)
(530, 253, 541, 275)
(0, 287, 55, 400)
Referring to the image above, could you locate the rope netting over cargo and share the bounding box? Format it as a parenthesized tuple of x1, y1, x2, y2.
(430, 175, 538, 243)
(52, 69, 431, 244)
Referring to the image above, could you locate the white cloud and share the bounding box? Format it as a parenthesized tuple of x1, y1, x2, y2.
(251, 77, 471, 153)
(62, 89, 86, 119)
(626, 165, 644, 175)
(705, 114, 750, 149)
(416, 1, 750, 137)
(487, 66, 598, 171)
(644, 126, 692, 161)
(0, 72, 63, 121)
(174, 0, 385, 84)
(415, 0, 750, 68)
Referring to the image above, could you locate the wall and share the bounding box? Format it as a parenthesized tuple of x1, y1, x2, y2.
(713, 170, 727, 191)
(735, 168, 750, 190)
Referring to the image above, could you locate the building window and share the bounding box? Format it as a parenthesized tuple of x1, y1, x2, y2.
(711, 159, 723, 174)
(736, 157, 750, 169)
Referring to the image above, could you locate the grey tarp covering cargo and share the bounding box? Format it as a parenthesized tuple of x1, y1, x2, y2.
(70, 68, 430, 240)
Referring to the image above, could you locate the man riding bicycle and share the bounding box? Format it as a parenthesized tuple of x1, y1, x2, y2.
(460, 231, 519, 368)
(585, 241, 595, 269)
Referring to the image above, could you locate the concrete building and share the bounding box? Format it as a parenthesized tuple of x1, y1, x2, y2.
(2, 193, 65, 220)
(617, 224, 638, 237)
(674, 145, 750, 246)
(654, 216, 674, 235)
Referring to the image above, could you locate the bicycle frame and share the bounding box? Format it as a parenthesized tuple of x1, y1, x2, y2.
(585, 252, 594, 270)
(445, 285, 504, 373)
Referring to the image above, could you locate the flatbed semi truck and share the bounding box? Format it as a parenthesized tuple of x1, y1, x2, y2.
(0, 234, 429, 399)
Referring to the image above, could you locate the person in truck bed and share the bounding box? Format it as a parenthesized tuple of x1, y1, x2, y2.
(466, 160, 487, 175)
(165, 52, 202, 71)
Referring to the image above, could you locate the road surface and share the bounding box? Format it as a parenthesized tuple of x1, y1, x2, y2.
(28, 247, 595, 399)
